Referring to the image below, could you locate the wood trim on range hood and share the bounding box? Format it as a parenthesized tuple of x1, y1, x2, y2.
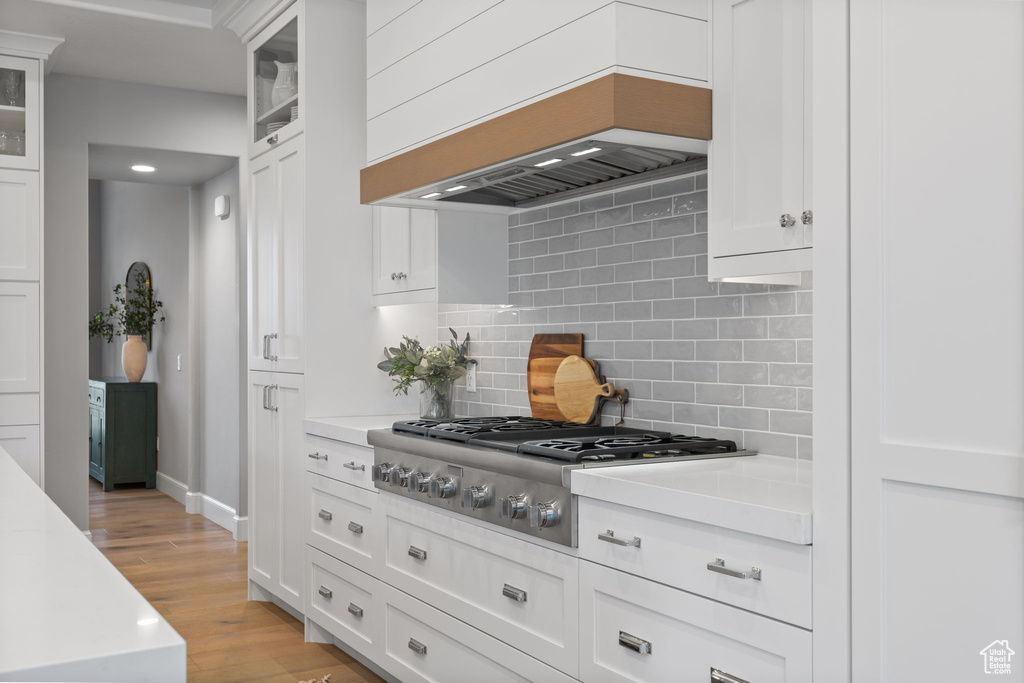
(360, 73, 712, 206)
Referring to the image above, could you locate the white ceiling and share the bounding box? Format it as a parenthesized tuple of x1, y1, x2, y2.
(89, 144, 237, 185)
(1, 0, 247, 96)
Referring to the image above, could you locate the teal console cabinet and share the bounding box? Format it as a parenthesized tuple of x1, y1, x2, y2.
(88, 379, 157, 491)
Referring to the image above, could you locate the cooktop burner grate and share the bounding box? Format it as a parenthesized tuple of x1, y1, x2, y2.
(518, 434, 739, 462)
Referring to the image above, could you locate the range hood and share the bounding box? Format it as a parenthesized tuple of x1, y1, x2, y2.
(360, 74, 711, 213)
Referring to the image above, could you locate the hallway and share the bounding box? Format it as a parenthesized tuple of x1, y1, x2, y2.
(89, 480, 383, 682)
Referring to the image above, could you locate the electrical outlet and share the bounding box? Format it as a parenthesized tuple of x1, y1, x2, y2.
(466, 362, 477, 393)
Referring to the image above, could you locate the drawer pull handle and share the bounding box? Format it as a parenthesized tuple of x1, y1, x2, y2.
(343, 461, 365, 471)
(348, 603, 363, 618)
(408, 546, 427, 561)
(408, 638, 427, 655)
(318, 586, 333, 599)
(347, 521, 363, 534)
(711, 668, 751, 683)
(707, 558, 761, 581)
(307, 452, 328, 461)
(618, 630, 652, 655)
(318, 509, 333, 521)
(599, 529, 641, 548)
(502, 584, 527, 602)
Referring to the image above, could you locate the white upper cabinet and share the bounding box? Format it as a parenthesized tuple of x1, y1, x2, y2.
(248, 134, 304, 374)
(372, 207, 506, 306)
(248, 3, 302, 160)
(0, 169, 39, 281)
(0, 55, 39, 171)
(708, 0, 812, 281)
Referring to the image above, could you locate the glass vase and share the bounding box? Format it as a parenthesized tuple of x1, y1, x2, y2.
(419, 381, 455, 420)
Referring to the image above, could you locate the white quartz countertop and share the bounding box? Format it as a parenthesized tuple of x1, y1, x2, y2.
(0, 447, 186, 682)
(304, 414, 417, 446)
(571, 454, 812, 545)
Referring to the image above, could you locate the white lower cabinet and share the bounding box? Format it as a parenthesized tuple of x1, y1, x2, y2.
(380, 580, 575, 683)
(380, 496, 580, 677)
(0, 424, 39, 484)
(304, 433, 374, 490)
(306, 471, 377, 575)
(248, 371, 305, 614)
(579, 561, 812, 683)
(307, 546, 382, 661)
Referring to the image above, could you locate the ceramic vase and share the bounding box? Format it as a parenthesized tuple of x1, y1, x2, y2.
(419, 381, 455, 420)
(122, 335, 147, 383)
(271, 61, 298, 106)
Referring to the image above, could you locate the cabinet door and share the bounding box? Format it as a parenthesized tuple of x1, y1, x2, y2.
(710, 0, 808, 258)
(0, 424, 40, 485)
(89, 405, 104, 480)
(273, 372, 305, 613)
(273, 136, 304, 374)
(248, 371, 278, 591)
(0, 282, 39, 393)
(248, 153, 277, 372)
(0, 169, 39, 280)
(0, 55, 40, 171)
(405, 208, 436, 292)
(247, 3, 302, 160)
(372, 206, 411, 295)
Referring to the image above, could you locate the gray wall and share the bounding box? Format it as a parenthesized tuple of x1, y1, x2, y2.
(88, 180, 191, 483)
(46, 74, 245, 529)
(194, 165, 244, 513)
(440, 169, 813, 459)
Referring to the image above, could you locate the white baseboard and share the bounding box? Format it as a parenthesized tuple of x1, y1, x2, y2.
(157, 471, 241, 538)
(156, 471, 189, 506)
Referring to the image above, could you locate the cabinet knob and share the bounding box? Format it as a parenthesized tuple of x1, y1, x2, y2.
(801, 210, 813, 225)
(399, 272, 407, 279)
(779, 213, 796, 228)
(391, 272, 397, 280)
(267, 134, 278, 145)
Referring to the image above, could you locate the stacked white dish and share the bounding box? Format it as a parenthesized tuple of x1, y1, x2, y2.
(290, 105, 298, 122)
(266, 121, 287, 134)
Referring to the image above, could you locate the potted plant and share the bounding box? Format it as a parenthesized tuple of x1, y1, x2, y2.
(378, 328, 471, 420)
(89, 272, 165, 382)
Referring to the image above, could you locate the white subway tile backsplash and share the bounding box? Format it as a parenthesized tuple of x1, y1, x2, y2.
(439, 170, 813, 458)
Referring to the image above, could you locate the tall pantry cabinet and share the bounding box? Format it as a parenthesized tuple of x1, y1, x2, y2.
(245, 0, 365, 618)
(0, 37, 60, 486)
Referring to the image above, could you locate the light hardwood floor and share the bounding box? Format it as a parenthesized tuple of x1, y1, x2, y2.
(89, 479, 385, 683)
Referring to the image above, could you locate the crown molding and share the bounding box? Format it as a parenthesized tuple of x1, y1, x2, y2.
(216, 0, 293, 42)
(0, 30, 65, 72)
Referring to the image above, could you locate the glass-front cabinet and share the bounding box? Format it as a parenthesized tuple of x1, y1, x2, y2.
(248, 3, 302, 159)
(0, 54, 39, 170)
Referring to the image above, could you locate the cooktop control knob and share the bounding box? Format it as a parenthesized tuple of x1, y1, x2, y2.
(461, 485, 490, 509)
(501, 495, 527, 520)
(429, 476, 456, 499)
(408, 472, 431, 494)
(389, 467, 410, 488)
(529, 502, 560, 528)
(371, 462, 393, 483)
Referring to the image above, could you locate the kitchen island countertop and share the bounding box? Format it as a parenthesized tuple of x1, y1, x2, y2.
(571, 454, 812, 545)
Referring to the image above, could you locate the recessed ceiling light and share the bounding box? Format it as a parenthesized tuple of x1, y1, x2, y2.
(420, 192, 442, 199)
(533, 158, 562, 167)
(445, 185, 468, 192)
(570, 147, 602, 157)
(131, 165, 156, 173)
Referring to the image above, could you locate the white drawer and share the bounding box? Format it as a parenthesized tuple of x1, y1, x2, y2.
(578, 497, 812, 628)
(304, 433, 374, 490)
(380, 496, 579, 678)
(380, 580, 575, 683)
(307, 547, 382, 661)
(580, 561, 812, 683)
(307, 472, 377, 574)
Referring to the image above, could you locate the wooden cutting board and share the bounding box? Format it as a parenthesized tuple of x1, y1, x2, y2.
(554, 355, 614, 424)
(527, 334, 584, 420)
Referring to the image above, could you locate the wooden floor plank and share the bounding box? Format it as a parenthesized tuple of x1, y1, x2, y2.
(89, 479, 383, 682)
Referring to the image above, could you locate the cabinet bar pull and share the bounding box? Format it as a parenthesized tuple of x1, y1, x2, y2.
(267, 333, 278, 362)
(318, 509, 332, 521)
(408, 638, 427, 655)
(267, 133, 278, 145)
(711, 668, 750, 683)
(618, 631, 652, 655)
(707, 558, 761, 581)
(348, 603, 363, 618)
(599, 529, 641, 548)
(267, 384, 278, 411)
(318, 586, 332, 599)
(307, 451, 328, 461)
(347, 521, 363, 534)
(502, 584, 527, 602)
(408, 546, 427, 561)
(343, 461, 365, 471)
(262, 334, 270, 359)
(262, 385, 269, 410)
